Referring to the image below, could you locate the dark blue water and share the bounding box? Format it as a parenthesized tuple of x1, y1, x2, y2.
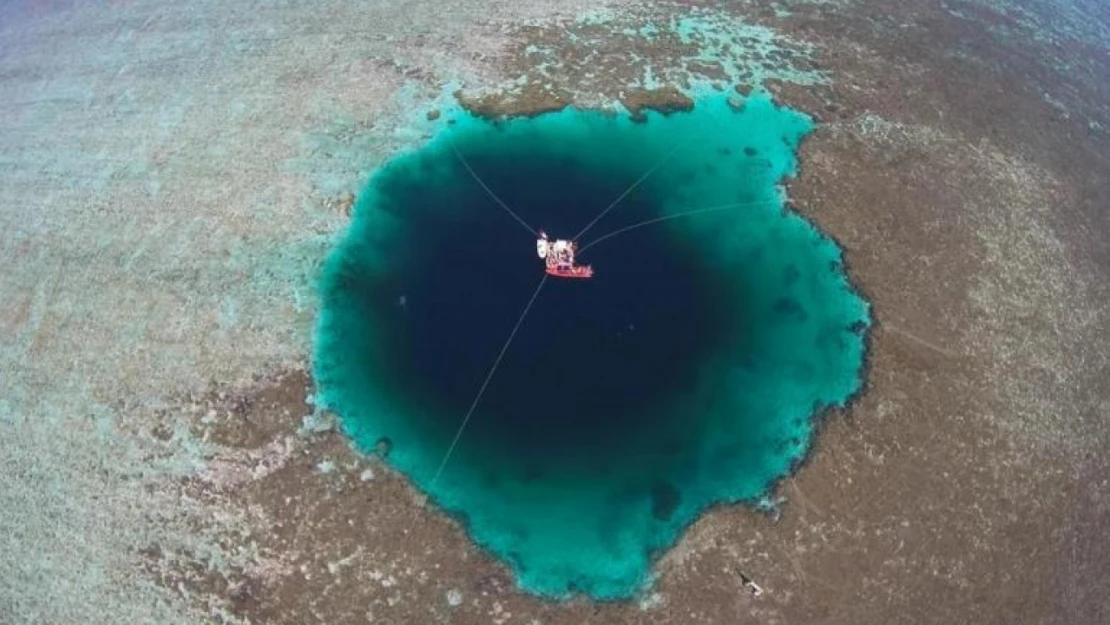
(313, 93, 871, 598)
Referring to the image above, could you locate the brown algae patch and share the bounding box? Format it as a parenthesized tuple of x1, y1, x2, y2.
(453, 8, 826, 119)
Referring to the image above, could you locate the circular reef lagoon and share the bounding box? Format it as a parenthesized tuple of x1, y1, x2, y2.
(313, 92, 872, 600)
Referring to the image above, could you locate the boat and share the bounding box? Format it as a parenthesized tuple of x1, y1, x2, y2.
(546, 264, 594, 279)
(537, 230, 594, 280)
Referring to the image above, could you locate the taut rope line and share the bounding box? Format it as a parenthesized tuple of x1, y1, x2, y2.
(578, 199, 781, 254)
(430, 274, 549, 487)
(572, 135, 697, 241)
(449, 138, 537, 236)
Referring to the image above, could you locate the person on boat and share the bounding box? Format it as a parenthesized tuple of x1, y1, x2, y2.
(552, 238, 574, 270)
(537, 231, 572, 268)
(537, 230, 551, 260)
(536, 230, 592, 278)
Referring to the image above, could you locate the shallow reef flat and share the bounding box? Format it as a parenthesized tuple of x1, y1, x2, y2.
(0, 0, 1107, 624)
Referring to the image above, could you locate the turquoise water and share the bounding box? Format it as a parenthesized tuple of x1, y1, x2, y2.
(313, 93, 871, 599)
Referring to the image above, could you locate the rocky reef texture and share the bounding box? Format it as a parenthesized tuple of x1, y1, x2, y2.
(1, 0, 1107, 624)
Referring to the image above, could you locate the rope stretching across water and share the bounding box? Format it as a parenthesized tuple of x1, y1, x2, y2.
(449, 126, 697, 243)
(430, 274, 549, 487)
(572, 134, 697, 241)
(429, 200, 779, 486)
(449, 139, 537, 236)
(430, 126, 775, 487)
(578, 199, 782, 254)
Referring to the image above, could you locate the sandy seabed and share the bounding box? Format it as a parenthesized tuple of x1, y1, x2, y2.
(1, 0, 1108, 623)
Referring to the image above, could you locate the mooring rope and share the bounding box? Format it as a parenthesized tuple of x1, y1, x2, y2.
(572, 135, 696, 241)
(578, 199, 781, 254)
(430, 274, 549, 487)
(449, 139, 537, 236)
